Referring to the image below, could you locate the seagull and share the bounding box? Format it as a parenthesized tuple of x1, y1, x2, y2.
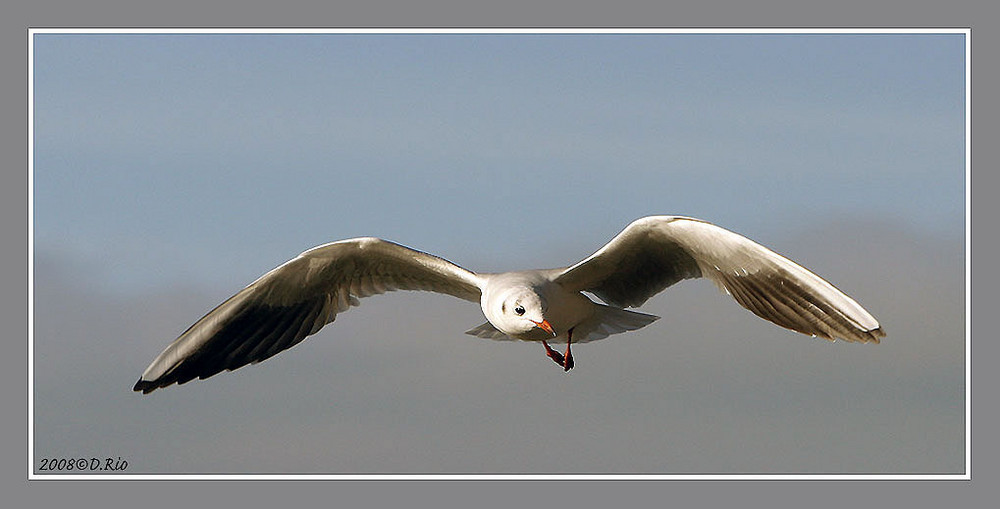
(133, 216, 884, 393)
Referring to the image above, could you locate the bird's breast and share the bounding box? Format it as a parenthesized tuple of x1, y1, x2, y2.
(540, 287, 596, 338)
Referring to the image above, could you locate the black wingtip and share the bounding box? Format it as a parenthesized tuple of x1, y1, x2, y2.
(132, 378, 157, 394)
(868, 326, 886, 344)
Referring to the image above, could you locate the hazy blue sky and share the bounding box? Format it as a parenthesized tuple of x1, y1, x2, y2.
(31, 31, 966, 475)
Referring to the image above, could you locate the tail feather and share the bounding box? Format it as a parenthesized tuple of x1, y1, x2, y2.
(464, 321, 514, 340)
(572, 304, 659, 343)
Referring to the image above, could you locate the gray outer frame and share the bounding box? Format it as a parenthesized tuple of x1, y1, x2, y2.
(7, 1, 990, 509)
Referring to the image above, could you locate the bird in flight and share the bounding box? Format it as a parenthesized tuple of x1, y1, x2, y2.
(133, 216, 884, 393)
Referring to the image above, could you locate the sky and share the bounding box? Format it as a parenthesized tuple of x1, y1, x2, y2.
(30, 31, 967, 476)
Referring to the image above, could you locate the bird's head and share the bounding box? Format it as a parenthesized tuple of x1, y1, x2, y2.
(490, 288, 555, 339)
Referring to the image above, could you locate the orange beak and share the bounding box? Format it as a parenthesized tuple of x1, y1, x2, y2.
(531, 319, 556, 337)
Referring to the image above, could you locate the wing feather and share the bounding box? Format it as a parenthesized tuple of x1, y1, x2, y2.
(134, 238, 484, 393)
(554, 216, 884, 344)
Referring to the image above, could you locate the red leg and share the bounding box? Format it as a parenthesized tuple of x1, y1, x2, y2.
(563, 328, 575, 371)
(542, 340, 565, 366)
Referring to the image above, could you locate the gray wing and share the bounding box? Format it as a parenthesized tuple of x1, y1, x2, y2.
(553, 216, 884, 344)
(134, 238, 484, 393)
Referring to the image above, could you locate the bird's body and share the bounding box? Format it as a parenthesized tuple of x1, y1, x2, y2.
(134, 216, 885, 394)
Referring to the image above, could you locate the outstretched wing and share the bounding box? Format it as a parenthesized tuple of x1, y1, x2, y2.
(554, 216, 884, 344)
(134, 238, 484, 393)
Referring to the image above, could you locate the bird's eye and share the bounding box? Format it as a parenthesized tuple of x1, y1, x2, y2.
(514, 305, 525, 316)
